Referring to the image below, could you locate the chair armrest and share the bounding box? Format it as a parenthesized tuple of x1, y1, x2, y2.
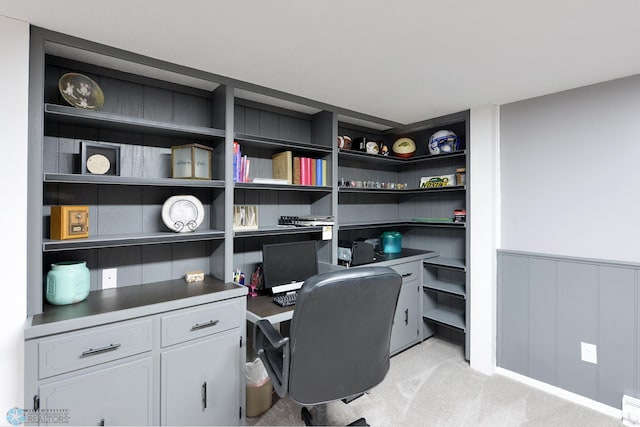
(253, 319, 290, 397)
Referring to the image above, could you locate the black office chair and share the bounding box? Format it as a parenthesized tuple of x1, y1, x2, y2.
(253, 266, 402, 426)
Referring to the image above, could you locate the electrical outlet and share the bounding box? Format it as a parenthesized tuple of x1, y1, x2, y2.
(102, 268, 117, 289)
(581, 342, 597, 364)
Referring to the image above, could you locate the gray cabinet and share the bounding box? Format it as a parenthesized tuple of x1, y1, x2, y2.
(25, 296, 245, 426)
(38, 358, 153, 426)
(161, 331, 240, 425)
(389, 260, 421, 354)
(391, 281, 421, 355)
(365, 258, 423, 355)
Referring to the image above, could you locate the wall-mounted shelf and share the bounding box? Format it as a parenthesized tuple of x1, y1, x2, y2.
(424, 257, 467, 271)
(338, 186, 465, 194)
(43, 230, 226, 252)
(45, 103, 226, 140)
(233, 225, 325, 238)
(235, 133, 332, 155)
(423, 280, 466, 298)
(234, 182, 332, 193)
(338, 149, 466, 165)
(423, 307, 466, 331)
(45, 173, 226, 188)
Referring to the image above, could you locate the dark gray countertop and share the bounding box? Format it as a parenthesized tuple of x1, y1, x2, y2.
(26, 276, 247, 339)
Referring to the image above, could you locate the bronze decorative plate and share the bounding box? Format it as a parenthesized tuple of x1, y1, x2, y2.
(58, 73, 104, 110)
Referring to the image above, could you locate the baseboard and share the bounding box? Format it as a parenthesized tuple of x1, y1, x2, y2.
(495, 367, 622, 420)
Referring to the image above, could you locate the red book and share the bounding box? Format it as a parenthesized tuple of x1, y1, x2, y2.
(305, 158, 313, 185)
(300, 157, 309, 185)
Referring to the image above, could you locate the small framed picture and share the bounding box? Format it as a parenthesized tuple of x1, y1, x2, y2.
(233, 205, 259, 230)
(80, 141, 120, 176)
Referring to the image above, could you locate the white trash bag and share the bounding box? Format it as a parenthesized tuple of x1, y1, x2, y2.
(246, 357, 270, 387)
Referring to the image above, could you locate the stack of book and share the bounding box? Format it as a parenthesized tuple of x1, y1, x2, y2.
(233, 142, 250, 182)
(272, 151, 327, 186)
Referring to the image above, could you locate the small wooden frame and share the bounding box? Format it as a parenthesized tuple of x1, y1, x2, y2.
(171, 143, 213, 179)
(80, 141, 120, 176)
(233, 205, 259, 230)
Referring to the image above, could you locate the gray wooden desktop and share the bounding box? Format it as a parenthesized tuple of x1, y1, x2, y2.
(245, 251, 436, 324)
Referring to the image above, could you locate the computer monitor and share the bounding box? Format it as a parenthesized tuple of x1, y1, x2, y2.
(262, 240, 319, 294)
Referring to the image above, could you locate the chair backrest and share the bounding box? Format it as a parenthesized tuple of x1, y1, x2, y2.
(287, 266, 402, 405)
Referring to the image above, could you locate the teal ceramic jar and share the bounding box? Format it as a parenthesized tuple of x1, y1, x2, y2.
(381, 231, 402, 254)
(46, 261, 90, 305)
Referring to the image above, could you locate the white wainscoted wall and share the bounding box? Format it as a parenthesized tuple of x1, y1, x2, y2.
(498, 74, 640, 415)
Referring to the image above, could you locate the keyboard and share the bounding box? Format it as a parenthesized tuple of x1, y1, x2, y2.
(273, 292, 297, 307)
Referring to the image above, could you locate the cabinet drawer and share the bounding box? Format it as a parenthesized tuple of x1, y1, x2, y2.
(161, 300, 241, 348)
(389, 261, 420, 284)
(38, 319, 153, 379)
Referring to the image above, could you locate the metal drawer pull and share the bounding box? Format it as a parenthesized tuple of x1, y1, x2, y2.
(401, 273, 413, 278)
(202, 381, 207, 409)
(191, 320, 219, 331)
(81, 343, 121, 357)
(404, 309, 409, 325)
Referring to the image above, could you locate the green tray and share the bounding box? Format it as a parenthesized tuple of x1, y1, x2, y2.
(411, 217, 454, 223)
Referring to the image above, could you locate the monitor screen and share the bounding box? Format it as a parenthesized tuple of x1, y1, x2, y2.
(262, 240, 319, 293)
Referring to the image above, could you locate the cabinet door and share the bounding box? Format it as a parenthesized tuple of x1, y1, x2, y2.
(38, 357, 153, 426)
(161, 331, 240, 426)
(390, 282, 420, 354)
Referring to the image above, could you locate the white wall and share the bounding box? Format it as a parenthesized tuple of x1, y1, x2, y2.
(0, 14, 29, 421)
(500, 75, 640, 263)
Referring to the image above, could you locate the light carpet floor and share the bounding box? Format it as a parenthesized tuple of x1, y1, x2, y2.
(247, 337, 622, 426)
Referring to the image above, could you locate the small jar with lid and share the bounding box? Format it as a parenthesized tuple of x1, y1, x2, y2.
(46, 261, 90, 305)
(456, 168, 466, 186)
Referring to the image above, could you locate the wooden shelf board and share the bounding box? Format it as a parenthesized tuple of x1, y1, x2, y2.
(424, 279, 466, 298)
(338, 149, 466, 165)
(234, 182, 332, 192)
(43, 230, 226, 252)
(423, 256, 467, 271)
(233, 225, 324, 238)
(423, 307, 466, 331)
(44, 173, 225, 188)
(45, 103, 225, 139)
(234, 132, 332, 155)
(338, 185, 465, 194)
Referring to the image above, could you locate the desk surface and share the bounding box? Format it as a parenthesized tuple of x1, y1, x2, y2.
(246, 294, 295, 324)
(245, 248, 438, 324)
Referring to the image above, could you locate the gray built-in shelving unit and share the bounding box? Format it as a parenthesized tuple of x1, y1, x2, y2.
(27, 28, 470, 358)
(336, 114, 470, 358)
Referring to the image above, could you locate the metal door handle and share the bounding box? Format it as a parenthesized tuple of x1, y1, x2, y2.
(191, 320, 219, 331)
(202, 381, 207, 409)
(404, 309, 409, 325)
(81, 343, 121, 357)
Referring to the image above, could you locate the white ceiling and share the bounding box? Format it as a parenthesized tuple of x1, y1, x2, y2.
(1, 0, 639, 124)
